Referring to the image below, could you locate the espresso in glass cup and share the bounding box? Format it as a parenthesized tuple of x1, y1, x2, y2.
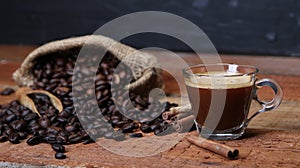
(183, 64, 283, 140)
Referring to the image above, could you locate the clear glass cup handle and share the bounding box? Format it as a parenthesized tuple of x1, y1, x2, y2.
(245, 78, 283, 126)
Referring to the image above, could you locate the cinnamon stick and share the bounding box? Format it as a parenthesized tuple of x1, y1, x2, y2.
(162, 104, 192, 120)
(172, 115, 195, 133)
(162, 111, 177, 120)
(186, 136, 239, 160)
(170, 112, 192, 121)
(169, 104, 191, 113)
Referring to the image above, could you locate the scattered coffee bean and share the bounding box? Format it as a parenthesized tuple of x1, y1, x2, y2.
(112, 131, 126, 141)
(129, 133, 143, 138)
(55, 152, 66, 159)
(140, 124, 152, 133)
(4, 128, 14, 136)
(150, 124, 160, 131)
(0, 88, 15, 96)
(18, 132, 28, 140)
(0, 135, 7, 142)
(83, 138, 95, 145)
(8, 132, 20, 144)
(52, 144, 65, 153)
(121, 123, 134, 133)
(68, 134, 82, 144)
(154, 129, 163, 136)
(27, 136, 43, 146)
(104, 132, 113, 139)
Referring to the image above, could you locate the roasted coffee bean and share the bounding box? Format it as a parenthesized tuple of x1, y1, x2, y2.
(52, 144, 65, 153)
(8, 133, 20, 144)
(0, 88, 15, 96)
(28, 119, 38, 127)
(110, 115, 120, 121)
(24, 113, 38, 121)
(0, 110, 6, 118)
(111, 119, 120, 126)
(140, 124, 152, 133)
(135, 96, 148, 107)
(96, 91, 102, 100)
(96, 127, 108, 135)
(56, 58, 65, 66)
(45, 83, 58, 91)
(56, 117, 67, 123)
(58, 130, 69, 137)
(79, 131, 89, 140)
(104, 132, 113, 139)
(55, 152, 66, 159)
(49, 116, 57, 123)
(57, 135, 68, 144)
(58, 110, 71, 118)
(154, 125, 169, 136)
(35, 129, 46, 137)
(116, 121, 128, 127)
(36, 81, 46, 88)
(46, 133, 57, 139)
(83, 138, 95, 145)
(27, 136, 43, 145)
(73, 122, 81, 129)
(4, 128, 13, 136)
(45, 69, 52, 76)
(133, 122, 139, 129)
(10, 120, 19, 130)
(28, 124, 41, 134)
(0, 135, 8, 142)
(39, 118, 50, 129)
(121, 123, 134, 133)
(65, 125, 78, 133)
(55, 136, 64, 144)
(18, 132, 28, 140)
(68, 117, 77, 125)
(112, 131, 126, 141)
(49, 78, 60, 84)
(129, 133, 143, 138)
(44, 136, 57, 144)
(12, 120, 27, 131)
(161, 102, 172, 111)
(2, 109, 11, 116)
(150, 124, 160, 131)
(21, 109, 31, 117)
(5, 114, 17, 122)
(154, 129, 163, 136)
(68, 134, 82, 143)
(47, 127, 60, 135)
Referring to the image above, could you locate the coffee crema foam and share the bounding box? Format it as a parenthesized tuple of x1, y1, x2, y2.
(185, 72, 254, 89)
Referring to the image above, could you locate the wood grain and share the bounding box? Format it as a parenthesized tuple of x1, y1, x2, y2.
(0, 129, 299, 167)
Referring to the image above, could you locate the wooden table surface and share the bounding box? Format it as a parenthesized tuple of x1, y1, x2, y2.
(0, 45, 300, 167)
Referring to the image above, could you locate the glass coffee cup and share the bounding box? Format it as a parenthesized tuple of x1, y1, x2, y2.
(183, 64, 283, 140)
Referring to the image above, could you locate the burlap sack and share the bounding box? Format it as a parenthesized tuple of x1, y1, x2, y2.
(13, 35, 162, 93)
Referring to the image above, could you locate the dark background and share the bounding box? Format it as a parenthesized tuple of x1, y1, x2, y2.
(1, 0, 300, 56)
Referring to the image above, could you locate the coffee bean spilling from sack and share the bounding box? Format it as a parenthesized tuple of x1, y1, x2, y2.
(0, 51, 178, 159)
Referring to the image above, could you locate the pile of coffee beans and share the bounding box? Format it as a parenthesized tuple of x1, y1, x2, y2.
(0, 50, 177, 159)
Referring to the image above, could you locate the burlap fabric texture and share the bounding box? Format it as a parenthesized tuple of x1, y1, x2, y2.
(13, 35, 162, 93)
